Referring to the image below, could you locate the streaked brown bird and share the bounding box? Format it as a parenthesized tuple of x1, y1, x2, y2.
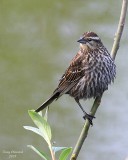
(35, 31, 116, 125)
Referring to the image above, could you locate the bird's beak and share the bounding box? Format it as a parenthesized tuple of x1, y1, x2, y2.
(77, 37, 87, 44)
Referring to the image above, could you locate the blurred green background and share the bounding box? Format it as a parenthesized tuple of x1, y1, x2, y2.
(0, 0, 128, 160)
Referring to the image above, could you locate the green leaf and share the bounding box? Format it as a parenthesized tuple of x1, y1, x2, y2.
(27, 145, 49, 160)
(44, 107, 49, 121)
(28, 110, 51, 145)
(52, 146, 67, 154)
(23, 126, 43, 137)
(59, 148, 72, 160)
(38, 111, 42, 117)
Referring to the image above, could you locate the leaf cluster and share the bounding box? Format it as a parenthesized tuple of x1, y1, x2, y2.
(24, 109, 72, 160)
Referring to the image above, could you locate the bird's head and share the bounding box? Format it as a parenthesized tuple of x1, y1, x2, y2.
(77, 32, 102, 50)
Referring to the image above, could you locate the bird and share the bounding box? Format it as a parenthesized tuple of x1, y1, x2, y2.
(35, 31, 116, 125)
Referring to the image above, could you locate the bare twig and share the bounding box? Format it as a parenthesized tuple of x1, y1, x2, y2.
(70, 1, 128, 159)
(111, 0, 128, 59)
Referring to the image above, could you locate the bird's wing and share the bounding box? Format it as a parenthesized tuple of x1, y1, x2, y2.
(54, 51, 85, 95)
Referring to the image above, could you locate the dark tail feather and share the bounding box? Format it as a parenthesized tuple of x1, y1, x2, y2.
(35, 92, 60, 112)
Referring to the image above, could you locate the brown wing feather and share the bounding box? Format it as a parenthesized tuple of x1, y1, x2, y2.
(54, 51, 85, 96)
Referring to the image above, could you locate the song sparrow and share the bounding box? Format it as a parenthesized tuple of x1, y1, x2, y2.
(35, 31, 116, 125)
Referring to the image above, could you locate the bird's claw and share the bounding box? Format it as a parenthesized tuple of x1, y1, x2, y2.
(83, 113, 95, 126)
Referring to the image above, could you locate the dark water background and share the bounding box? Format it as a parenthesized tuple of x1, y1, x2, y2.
(0, 0, 128, 160)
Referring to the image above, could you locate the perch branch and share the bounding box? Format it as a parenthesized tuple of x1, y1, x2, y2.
(70, 0, 128, 159)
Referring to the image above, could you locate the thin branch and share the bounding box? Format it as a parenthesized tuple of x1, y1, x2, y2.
(111, 0, 128, 60)
(70, 96, 102, 160)
(70, 0, 128, 159)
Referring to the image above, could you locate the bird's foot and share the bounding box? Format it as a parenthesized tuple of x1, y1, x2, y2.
(83, 113, 95, 126)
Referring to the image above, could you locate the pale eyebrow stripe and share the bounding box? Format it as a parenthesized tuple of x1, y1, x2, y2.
(88, 37, 100, 40)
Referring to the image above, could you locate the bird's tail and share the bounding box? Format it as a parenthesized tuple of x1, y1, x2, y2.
(35, 92, 60, 112)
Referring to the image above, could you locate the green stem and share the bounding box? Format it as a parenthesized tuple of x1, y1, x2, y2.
(111, 0, 128, 59)
(70, 97, 101, 160)
(49, 143, 56, 160)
